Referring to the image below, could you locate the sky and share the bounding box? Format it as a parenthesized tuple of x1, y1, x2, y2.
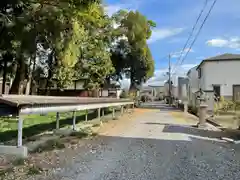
(104, 0, 240, 89)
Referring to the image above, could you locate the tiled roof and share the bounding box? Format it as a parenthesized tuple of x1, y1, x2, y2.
(204, 53, 240, 61)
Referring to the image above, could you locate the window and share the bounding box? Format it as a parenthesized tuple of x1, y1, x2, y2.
(213, 85, 221, 100)
(198, 68, 202, 78)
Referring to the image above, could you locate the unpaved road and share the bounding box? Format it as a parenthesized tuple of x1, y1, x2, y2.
(36, 103, 240, 180)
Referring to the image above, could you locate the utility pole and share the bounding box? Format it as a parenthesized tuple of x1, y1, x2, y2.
(168, 54, 172, 106)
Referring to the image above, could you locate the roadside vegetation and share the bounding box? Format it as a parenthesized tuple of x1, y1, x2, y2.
(0, 0, 155, 95)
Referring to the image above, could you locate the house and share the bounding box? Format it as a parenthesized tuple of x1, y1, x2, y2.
(187, 66, 199, 107)
(197, 54, 240, 100)
(140, 86, 155, 99)
(100, 80, 122, 99)
(38, 77, 122, 98)
(177, 77, 189, 102)
(164, 80, 178, 99)
(196, 53, 240, 111)
(148, 85, 165, 100)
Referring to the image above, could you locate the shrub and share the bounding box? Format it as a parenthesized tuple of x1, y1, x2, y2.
(120, 90, 129, 99)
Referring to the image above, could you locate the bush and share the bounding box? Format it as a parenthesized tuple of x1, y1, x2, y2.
(120, 90, 129, 99)
(140, 95, 151, 102)
(188, 105, 198, 116)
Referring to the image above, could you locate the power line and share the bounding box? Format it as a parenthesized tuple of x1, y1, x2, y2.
(174, 0, 217, 72)
(172, 0, 209, 72)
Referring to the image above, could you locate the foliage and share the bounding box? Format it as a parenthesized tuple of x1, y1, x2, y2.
(110, 10, 155, 90)
(0, 0, 156, 94)
(120, 90, 129, 98)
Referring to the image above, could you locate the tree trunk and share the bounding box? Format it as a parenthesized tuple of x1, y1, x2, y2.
(45, 51, 54, 95)
(1, 54, 9, 94)
(29, 54, 37, 95)
(25, 57, 33, 95)
(9, 57, 26, 94)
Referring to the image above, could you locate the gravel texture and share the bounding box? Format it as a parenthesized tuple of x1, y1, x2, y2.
(27, 103, 240, 180)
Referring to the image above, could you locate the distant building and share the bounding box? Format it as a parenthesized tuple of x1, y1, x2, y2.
(178, 77, 189, 102)
(38, 77, 122, 98)
(164, 80, 178, 98)
(187, 66, 199, 107)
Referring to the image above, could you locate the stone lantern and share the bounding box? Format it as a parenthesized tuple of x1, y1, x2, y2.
(197, 89, 208, 128)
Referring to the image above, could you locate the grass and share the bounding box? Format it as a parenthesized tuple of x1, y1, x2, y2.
(0, 110, 99, 142)
(70, 131, 89, 138)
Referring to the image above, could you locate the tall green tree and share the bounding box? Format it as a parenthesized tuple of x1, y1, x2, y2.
(111, 10, 156, 91)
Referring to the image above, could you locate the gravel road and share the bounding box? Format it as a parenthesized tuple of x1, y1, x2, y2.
(35, 103, 240, 180)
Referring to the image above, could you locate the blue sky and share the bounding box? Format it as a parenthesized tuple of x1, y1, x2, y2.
(104, 0, 240, 87)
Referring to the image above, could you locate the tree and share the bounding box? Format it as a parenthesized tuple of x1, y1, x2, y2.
(110, 10, 156, 92)
(73, 3, 115, 93)
(0, 1, 155, 96)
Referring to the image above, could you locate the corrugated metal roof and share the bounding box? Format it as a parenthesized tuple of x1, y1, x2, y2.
(0, 95, 132, 108)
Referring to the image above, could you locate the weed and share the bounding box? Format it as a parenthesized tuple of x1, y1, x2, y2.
(91, 132, 98, 137)
(92, 123, 100, 127)
(12, 158, 25, 166)
(27, 166, 43, 175)
(70, 131, 89, 139)
(0, 167, 14, 177)
(33, 139, 65, 153)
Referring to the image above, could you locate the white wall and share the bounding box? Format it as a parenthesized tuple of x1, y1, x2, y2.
(164, 83, 177, 97)
(187, 66, 199, 106)
(200, 60, 240, 97)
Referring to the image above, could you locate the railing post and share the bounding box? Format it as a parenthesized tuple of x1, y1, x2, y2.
(85, 110, 88, 121)
(112, 107, 116, 120)
(121, 106, 124, 116)
(72, 111, 76, 131)
(56, 112, 60, 129)
(17, 117, 23, 147)
(98, 108, 101, 121)
(102, 108, 105, 117)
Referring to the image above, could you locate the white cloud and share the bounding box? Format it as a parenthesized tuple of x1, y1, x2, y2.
(105, 4, 124, 16)
(145, 63, 197, 86)
(105, 0, 145, 16)
(206, 37, 240, 50)
(171, 48, 194, 58)
(148, 28, 184, 44)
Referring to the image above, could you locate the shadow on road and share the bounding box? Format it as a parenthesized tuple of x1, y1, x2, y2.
(138, 103, 181, 112)
(49, 134, 240, 180)
(145, 122, 240, 140)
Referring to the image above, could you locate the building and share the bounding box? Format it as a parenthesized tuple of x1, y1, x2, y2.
(177, 77, 189, 102)
(164, 80, 178, 99)
(38, 77, 122, 98)
(148, 85, 165, 99)
(140, 86, 155, 100)
(187, 66, 199, 107)
(197, 54, 240, 101)
(196, 54, 240, 112)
